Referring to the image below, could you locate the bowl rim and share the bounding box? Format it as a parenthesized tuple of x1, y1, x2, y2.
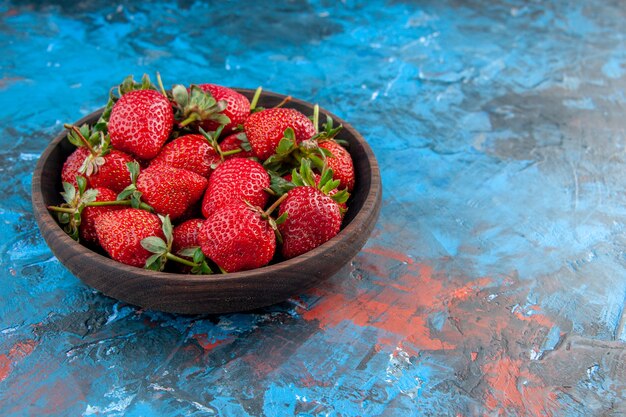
(32, 88, 381, 287)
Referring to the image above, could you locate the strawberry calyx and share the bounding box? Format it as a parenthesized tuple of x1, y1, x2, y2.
(142, 215, 213, 274)
(290, 159, 350, 206)
(64, 124, 112, 177)
(198, 126, 242, 166)
(243, 193, 289, 244)
(171, 84, 231, 128)
(116, 161, 153, 211)
(46, 176, 98, 240)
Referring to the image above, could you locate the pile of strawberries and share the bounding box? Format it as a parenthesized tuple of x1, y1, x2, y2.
(49, 74, 355, 274)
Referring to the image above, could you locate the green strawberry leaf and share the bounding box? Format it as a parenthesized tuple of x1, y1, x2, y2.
(76, 176, 87, 196)
(331, 189, 350, 204)
(177, 246, 199, 258)
(145, 254, 163, 271)
(172, 84, 189, 108)
(274, 212, 288, 226)
(159, 215, 173, 248)
(141, 236, 168, 254)
(81, 189, 99, 205)
(130, 191, 142, 209)
(236, 132, 253, 152)
(61, 182, 76, 205)
(126, 161, 140, 184)
(117, 182, 136, 201)
(192, 248, 205, 265)
(268, 171, 296, 196)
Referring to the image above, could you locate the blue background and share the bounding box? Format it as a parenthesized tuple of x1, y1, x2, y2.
(1, 1, 625, 416)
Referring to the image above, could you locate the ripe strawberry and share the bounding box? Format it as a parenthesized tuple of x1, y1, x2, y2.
(201, 158, 270, 218)
(94, 208, 164, 268)
(220, 132, 256, 160)
(278, 186, 342, 259)
(198, 203, 276, 272)
(318, 140, 355, 192)
(61, 147, 91, 188)
(197, 84, 250, 135)
(108, 89, 174, 160)
(244, 108, 316, 161)
(172, 218, 204, 255)
(137, 165, 208, 220)
(150, 134, 219, 178)
(79, 187, 121, 243)
(87, 150, 135, 193)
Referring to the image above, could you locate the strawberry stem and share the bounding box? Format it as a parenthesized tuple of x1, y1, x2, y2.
(87, 200, 154, 212)
(250, 86, 263, 110)
(221, 148, 242, 157)
(165, 252, 198, 268)
(313, 104, 319, 134)
(274, 95, 292, 109)
(179, 113, 199, 127)
(264, 193, 289, 217)
(47, 206, 75, 214)
(156, 71, 168, 97)
(64, 124, 97, 156)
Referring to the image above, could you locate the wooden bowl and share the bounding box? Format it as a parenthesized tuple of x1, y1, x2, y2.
(31, 89, 382, 314)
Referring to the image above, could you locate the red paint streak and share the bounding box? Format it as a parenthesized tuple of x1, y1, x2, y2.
(482, 357, 555, 416)
(448, 277, 492, 301)
(0, 354, 10, 382)
(363, 246, 415, 264)
(513, 310, 553, 328)
(192, 334, 231, 351)
(471, 352, 478, 361)
(0, 339, 37, 382)
(302, 263, 457, 351)
(5, 8, 20, 17)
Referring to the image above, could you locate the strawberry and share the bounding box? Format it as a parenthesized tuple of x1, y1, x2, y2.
(318, 140, 355, 192)
(197, 84, 250, 135)
(87, 150, 135, 193)
(244, 108, 316, 161)
(172, 218, 204, 255)
(201, 157, 270, 218)
(94, 208, 164, 268)
(108, 89, 174, 160)
(79, 187, 121, 243)
(136, 165, 208, 221)
(61, 147, 91, 188)
(62, 125, 135, 193)
(278, 186, 342, 259)
(198, 202, 277, 272)
(150, 134, 219, 178)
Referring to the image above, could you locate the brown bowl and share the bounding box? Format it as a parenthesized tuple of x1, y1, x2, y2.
(31, 89, 382, 314)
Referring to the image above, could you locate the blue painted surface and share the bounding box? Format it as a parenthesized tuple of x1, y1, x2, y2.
(1, 0, 626, 415)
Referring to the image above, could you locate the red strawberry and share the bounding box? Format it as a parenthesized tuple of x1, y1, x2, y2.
(244, 108, 316, 161)
(220, 132, 256, 160)
(201, 157, 270, 218)
(172, 218, 204, 255)
(61, 147, 91, 188)
(278, 186, 342, 259)
(108, 89, 174, 159)
(197, 84, 250, 135)
(150, 134, 219, 178)
(79, 187, 121, 243)
(137, 165, 208, 220)
(61, 146, 134, 193)
(88, 150, 135, 193)
(318, 140, 355, 192)
(94, 208, 164, 267)
(198, 203, 275, 272)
